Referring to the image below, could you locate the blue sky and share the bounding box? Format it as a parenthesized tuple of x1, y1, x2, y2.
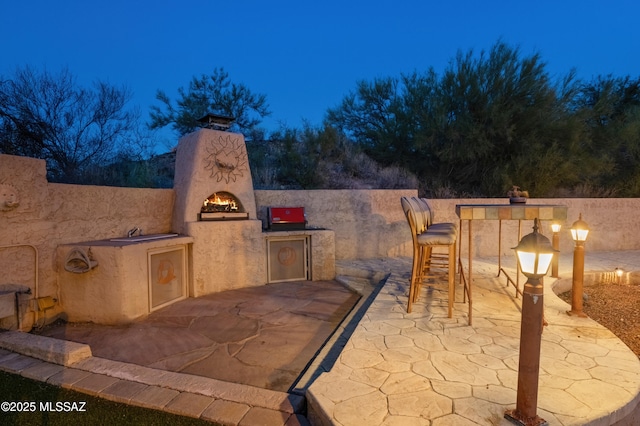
(2, 1, 638, 149)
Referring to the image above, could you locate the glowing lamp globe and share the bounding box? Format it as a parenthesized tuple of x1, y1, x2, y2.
(514, 219, 557, 280)
(570, 214, 589, 243)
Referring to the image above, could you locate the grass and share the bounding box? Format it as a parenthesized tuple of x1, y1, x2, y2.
(0, 371, 219, 426)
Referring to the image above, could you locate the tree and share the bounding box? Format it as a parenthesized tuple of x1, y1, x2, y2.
(149, 68, 271, 137)
(326, 75, 423, 168)
(326, 41, 586, 196)
(575, 75, 640, 195)
(0, 66, 141, 183)
(428, 42, 582, 196)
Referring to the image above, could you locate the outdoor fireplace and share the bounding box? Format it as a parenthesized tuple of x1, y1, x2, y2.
(172, 129, 333, 295)
(199, 191, 249, 221)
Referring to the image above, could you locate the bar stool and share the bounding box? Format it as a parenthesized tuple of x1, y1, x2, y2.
(401, 197, 458, 316)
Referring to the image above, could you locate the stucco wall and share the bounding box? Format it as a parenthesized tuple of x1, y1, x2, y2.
(254, 189, 417, 260)
(427, 198, 640, 257)
(3, 153, 640, 329)
(0, 154, 174, 329)
(255, 192, 640, 259)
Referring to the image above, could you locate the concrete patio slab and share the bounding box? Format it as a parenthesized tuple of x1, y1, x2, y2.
(33, 279, 359, 393)
(1, 252, 640, 425)
(307, 251, 640, 425)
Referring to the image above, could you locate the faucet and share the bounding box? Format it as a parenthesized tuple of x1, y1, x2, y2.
(127, 227, 140, 238)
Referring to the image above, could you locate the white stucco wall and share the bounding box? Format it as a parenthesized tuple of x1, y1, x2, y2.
(254, 189, 418, 260)
(0, 154, 174, 329)
(427, 198, 640, 257)
(2, 152, 640, 329)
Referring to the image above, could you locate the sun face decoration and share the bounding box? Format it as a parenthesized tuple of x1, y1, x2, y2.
(203, 134, 249, 183)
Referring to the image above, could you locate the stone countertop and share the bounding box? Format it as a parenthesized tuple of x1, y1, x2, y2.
(63, 234, 194, 247)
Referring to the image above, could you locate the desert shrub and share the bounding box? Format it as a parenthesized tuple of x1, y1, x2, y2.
(376, 165, 418, 189)
(549, 183, 620, 198)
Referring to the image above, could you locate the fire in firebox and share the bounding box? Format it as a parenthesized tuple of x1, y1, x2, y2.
(199, 192, 249, 221)
(203, 192, 238, 212)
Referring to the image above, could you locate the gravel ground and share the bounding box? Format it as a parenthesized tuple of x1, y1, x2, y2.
(558, 281, 640, 356)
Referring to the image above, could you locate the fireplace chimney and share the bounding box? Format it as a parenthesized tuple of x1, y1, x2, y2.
(197, 113, 235, 131)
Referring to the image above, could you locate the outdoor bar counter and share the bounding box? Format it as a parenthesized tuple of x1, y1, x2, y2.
(455, 203, 567, 324)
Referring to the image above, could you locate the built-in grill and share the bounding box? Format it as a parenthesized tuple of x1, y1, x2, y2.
(267, 207, 307, 230)
(199, 191, 249, 221)
(265, 207, 310, 282)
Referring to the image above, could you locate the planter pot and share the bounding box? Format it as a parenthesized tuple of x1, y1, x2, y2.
(509, 197, 527, 204)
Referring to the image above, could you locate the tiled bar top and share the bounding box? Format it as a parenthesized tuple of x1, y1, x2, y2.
(455, 203, 567, 221)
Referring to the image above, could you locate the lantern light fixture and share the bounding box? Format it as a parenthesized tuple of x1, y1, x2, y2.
(505, 218, 556, 426)
(513, 219, 557, 281)
(568, 214, 589, 318)
(615, 267, 624, 284)
(550, 222, 561, 278)
(570, 213, 589, 243)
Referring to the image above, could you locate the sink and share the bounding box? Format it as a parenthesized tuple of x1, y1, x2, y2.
(109, 233, 179, 242)
(58, 235, 192, 323)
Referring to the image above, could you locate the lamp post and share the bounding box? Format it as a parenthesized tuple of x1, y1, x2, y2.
(567, 214, 589, 318)
(505, 218, 556, 426)
(550, 223, 561, 278)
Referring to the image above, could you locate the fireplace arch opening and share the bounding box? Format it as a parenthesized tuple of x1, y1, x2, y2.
(199, 191, 249, 220)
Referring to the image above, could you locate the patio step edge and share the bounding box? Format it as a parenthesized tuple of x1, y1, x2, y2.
(0, 330, 92, 366)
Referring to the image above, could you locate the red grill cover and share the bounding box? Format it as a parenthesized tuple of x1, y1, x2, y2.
(268, 207, 306, 224)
